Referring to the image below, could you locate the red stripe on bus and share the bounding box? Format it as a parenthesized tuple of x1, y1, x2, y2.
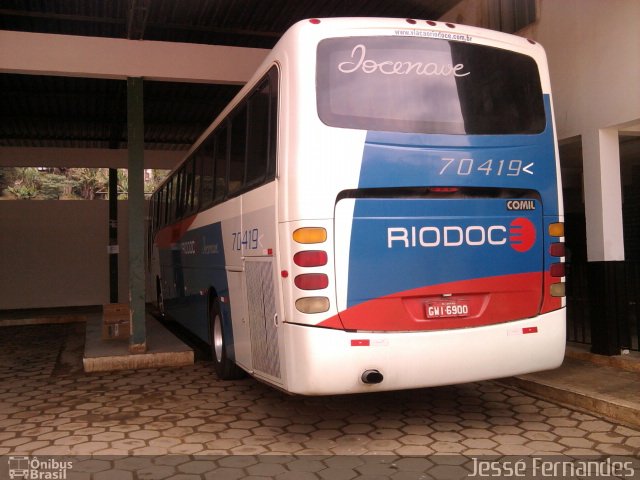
(320, 272, 547, 331)
(154, 215, 198, 249)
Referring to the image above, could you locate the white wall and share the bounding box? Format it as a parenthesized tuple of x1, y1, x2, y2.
(0, 201, 130, 309)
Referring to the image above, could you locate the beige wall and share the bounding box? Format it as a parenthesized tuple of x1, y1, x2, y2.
(0, 201, 130, 309)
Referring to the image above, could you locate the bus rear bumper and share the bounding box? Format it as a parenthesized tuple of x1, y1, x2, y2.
(281, 309, 566, 395)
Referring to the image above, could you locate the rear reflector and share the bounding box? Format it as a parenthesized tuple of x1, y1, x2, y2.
(294, 273, 329, 290)
(293, 227, 327, 244)
(550, 242, 565, 257)
(293, 250, 328, 267)
(550, 263, 565, 277)
(351, 339, 370, 347)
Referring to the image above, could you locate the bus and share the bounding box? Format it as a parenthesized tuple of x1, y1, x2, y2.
(148, 17, 566, 395)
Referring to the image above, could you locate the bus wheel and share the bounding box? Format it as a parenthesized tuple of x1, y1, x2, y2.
(210, 299, 245, 380)
(156, 277, 166, 317)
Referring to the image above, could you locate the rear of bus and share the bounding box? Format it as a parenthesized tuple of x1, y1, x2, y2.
(278, 18, 565, 395)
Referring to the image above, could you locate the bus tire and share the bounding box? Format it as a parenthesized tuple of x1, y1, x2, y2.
(210, 298, 245, 380)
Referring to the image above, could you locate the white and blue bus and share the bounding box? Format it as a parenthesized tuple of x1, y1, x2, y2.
(148, 17, 566, 395)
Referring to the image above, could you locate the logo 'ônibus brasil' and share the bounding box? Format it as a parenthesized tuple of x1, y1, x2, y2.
(387, 217, 536, 252)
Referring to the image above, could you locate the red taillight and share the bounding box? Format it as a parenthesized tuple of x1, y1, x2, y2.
(293, 250, 328, 267)
(309, 18, 321, 24)
(550, 263, 565, 278)
(295, 273, 328, 290)
(550, 243, 565, 257)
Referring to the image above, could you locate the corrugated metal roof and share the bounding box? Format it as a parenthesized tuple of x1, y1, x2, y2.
(0, 0, 462, 154)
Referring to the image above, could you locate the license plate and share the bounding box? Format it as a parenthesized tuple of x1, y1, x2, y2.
(426, 299, 470, 319)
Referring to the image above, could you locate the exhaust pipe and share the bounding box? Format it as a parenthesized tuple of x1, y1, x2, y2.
(361, 369, 384, 385)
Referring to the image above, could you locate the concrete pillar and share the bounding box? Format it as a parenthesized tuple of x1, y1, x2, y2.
(582, 128, 625, 262)
(582, 127, 626, 355)
(127, 77, 147, 354)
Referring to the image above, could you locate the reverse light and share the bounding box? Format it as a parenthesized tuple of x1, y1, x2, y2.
(293, 227, 327, 244)
(294, 250, 328, 267)
(550, 283, 566, 297)
(295, 297, 330, 314)
(294, 273, 329, 290)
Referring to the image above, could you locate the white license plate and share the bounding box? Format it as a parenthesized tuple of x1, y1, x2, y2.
(426, 300, 470, 319)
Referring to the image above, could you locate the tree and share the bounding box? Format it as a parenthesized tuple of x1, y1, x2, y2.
(117, 169, 129, 199)
(70, 168, 108, 200)
(5, 168, 39, 199)
(39, 173, 74, 200)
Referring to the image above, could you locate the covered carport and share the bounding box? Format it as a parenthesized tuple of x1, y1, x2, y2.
(0, 1, 460, 354)
(0, 1, 639, 470)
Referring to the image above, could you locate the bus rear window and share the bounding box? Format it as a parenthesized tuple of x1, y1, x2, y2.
(316, 36, 545, 135)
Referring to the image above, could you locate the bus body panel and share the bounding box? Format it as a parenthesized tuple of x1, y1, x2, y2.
(333, 197, 544, 331)
(150, 18, 565, 395)
(155, 182, 282, 379)
(282, 309, 565, 395)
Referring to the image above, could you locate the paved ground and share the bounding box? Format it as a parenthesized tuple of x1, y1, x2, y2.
(0, 323, 639, 478)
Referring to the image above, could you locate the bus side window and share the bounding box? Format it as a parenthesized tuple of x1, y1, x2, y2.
(173, 168, 181, 220)
(157, 188, 164, 229)
(192, 153, 201, 213)
(174, 170, 183, 221)
(267, 67, 278, 180)
(246, 80, 270, 187)
(166, 179, 173, 224)
(214, 126, 228, 203)
(200, 137, 215, 208)
(183, 159, 194, 215)
(229, 105, 248, 196)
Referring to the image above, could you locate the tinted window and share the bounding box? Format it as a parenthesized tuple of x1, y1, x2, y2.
(200, 138, 215, 207)
(214, 126, 228, 203)
(267, 67, 278, 179)
(229, 106, 247, 196)
(317, 36, 545, 135)
(246, 80, 270, 186)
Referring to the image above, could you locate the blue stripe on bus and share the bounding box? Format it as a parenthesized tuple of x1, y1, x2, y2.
(346, 95, 557, 309)
(160, 221, 232, 346)
(357, 96, 558, 213)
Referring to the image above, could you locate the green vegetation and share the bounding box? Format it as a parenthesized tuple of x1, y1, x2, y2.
(0, 167, 168, 200)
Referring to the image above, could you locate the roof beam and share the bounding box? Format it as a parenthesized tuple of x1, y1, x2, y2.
(127, 0, 151, 40)
(0, 30, 268, 84)
(0, 147, 183, 170)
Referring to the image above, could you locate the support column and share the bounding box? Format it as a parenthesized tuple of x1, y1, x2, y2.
(127, 77, 147, 353)
(582, 128, 626, 355)
(108, 168, 119, 303)
(582, 128, 625, 262)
